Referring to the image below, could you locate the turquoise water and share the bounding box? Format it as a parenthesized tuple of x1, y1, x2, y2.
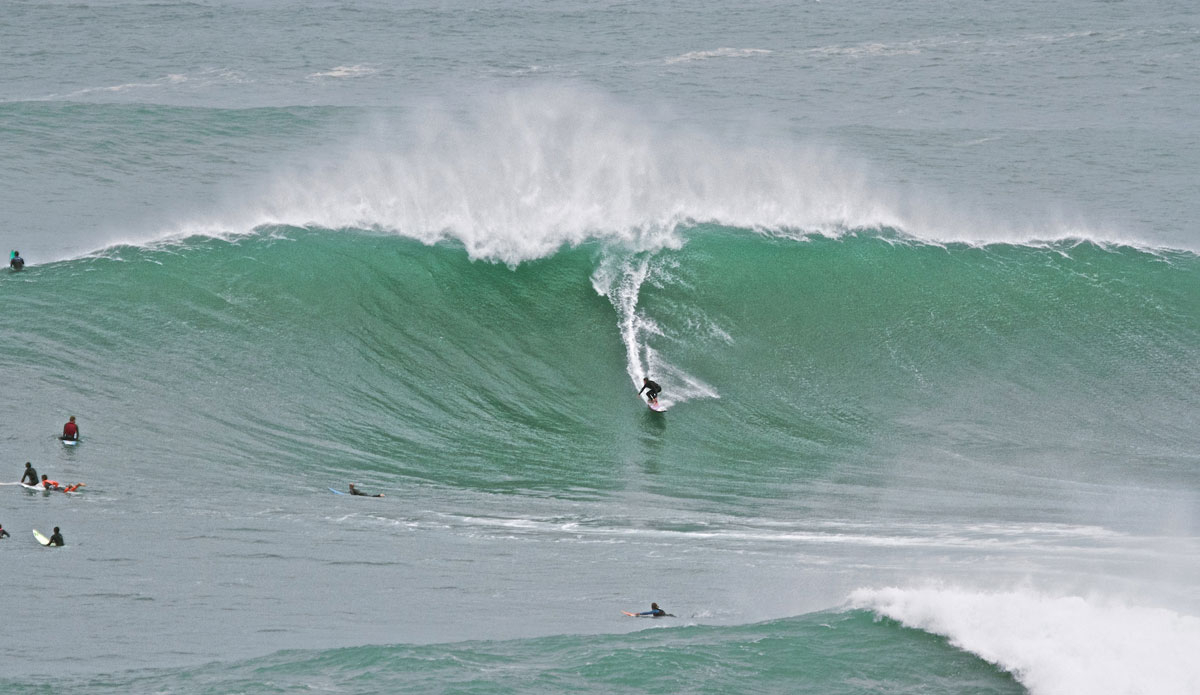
(3, 613, 1025, 694)
(3, 2, 1199, 694)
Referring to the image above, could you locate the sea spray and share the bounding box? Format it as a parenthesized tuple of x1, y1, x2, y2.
(173, 86, 925, 264)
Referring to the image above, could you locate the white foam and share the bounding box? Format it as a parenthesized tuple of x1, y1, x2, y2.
(849, 586, 1200, 695)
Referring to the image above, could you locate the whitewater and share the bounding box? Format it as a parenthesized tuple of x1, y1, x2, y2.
(3, 1, 1199, 694)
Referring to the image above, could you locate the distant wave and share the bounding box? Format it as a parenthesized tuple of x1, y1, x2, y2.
(57, 74, 189, 98)
(806, 41, 926, 58)
(804, 31, 1113, 60)
(45, 69, 250, 101)
(308, 64, 378, 79)
(664, 47, 773, 64)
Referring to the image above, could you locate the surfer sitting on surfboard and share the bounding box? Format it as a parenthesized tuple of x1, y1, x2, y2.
(48, 527, 64, 546)
(21, 463, 38, 486)
(348, 484, 384, 498)
(639, 377, 662, 405)
(61, 416, 79, 441)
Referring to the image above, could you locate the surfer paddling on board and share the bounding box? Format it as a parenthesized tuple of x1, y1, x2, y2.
(348, 484, 384, 498)
(624, 602, 673, 617)
(638, 377, 662, 406)
(0, 523, 10, 539)
(61, 416, 79, 442)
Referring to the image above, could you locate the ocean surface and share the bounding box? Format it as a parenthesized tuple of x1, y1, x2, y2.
(2, 1, 1199, 693)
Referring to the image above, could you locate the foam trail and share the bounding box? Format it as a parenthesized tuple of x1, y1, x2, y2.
(591, 252, 718, 408)
(850, 586, 1200, 695)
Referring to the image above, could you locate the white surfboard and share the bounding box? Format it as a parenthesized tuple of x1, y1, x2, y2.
(61, 438, 79, 447)
(32, 529, 51, 546)
(647, 399, 667, 412)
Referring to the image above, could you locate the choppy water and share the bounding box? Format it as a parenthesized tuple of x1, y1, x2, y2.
(2, 2, 1199, 694)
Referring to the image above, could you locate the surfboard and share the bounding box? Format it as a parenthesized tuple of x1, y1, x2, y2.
(21, 483, 46, 492)
(647, 400, 666, 412)
(328, 487, 347, 495)
(32, 530, 51, 546)
(61, 438, 79, 447)
(622, 611, 639, 617)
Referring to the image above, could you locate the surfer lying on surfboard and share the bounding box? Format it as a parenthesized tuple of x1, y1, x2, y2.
(348, 484, 384, 497)
(39, 475, 85, 493)
(623, 602, 673, 617)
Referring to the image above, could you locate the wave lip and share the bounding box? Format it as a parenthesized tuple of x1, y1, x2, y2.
(849, 586, 1200, 695)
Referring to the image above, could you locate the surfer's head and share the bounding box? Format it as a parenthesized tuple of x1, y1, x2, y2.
(651, 603, 659, 610)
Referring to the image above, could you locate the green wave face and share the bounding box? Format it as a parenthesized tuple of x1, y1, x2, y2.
(4, 228, 1197, 523)
(11, 611, 1020, 695)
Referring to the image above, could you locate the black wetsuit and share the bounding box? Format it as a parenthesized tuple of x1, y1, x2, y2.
(10, 256, 24, 270)
(21, 466, 39, 485)
(0, 528, 10, 539)
(639, 380, 661, 401)
(48, 531, 64, 546)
